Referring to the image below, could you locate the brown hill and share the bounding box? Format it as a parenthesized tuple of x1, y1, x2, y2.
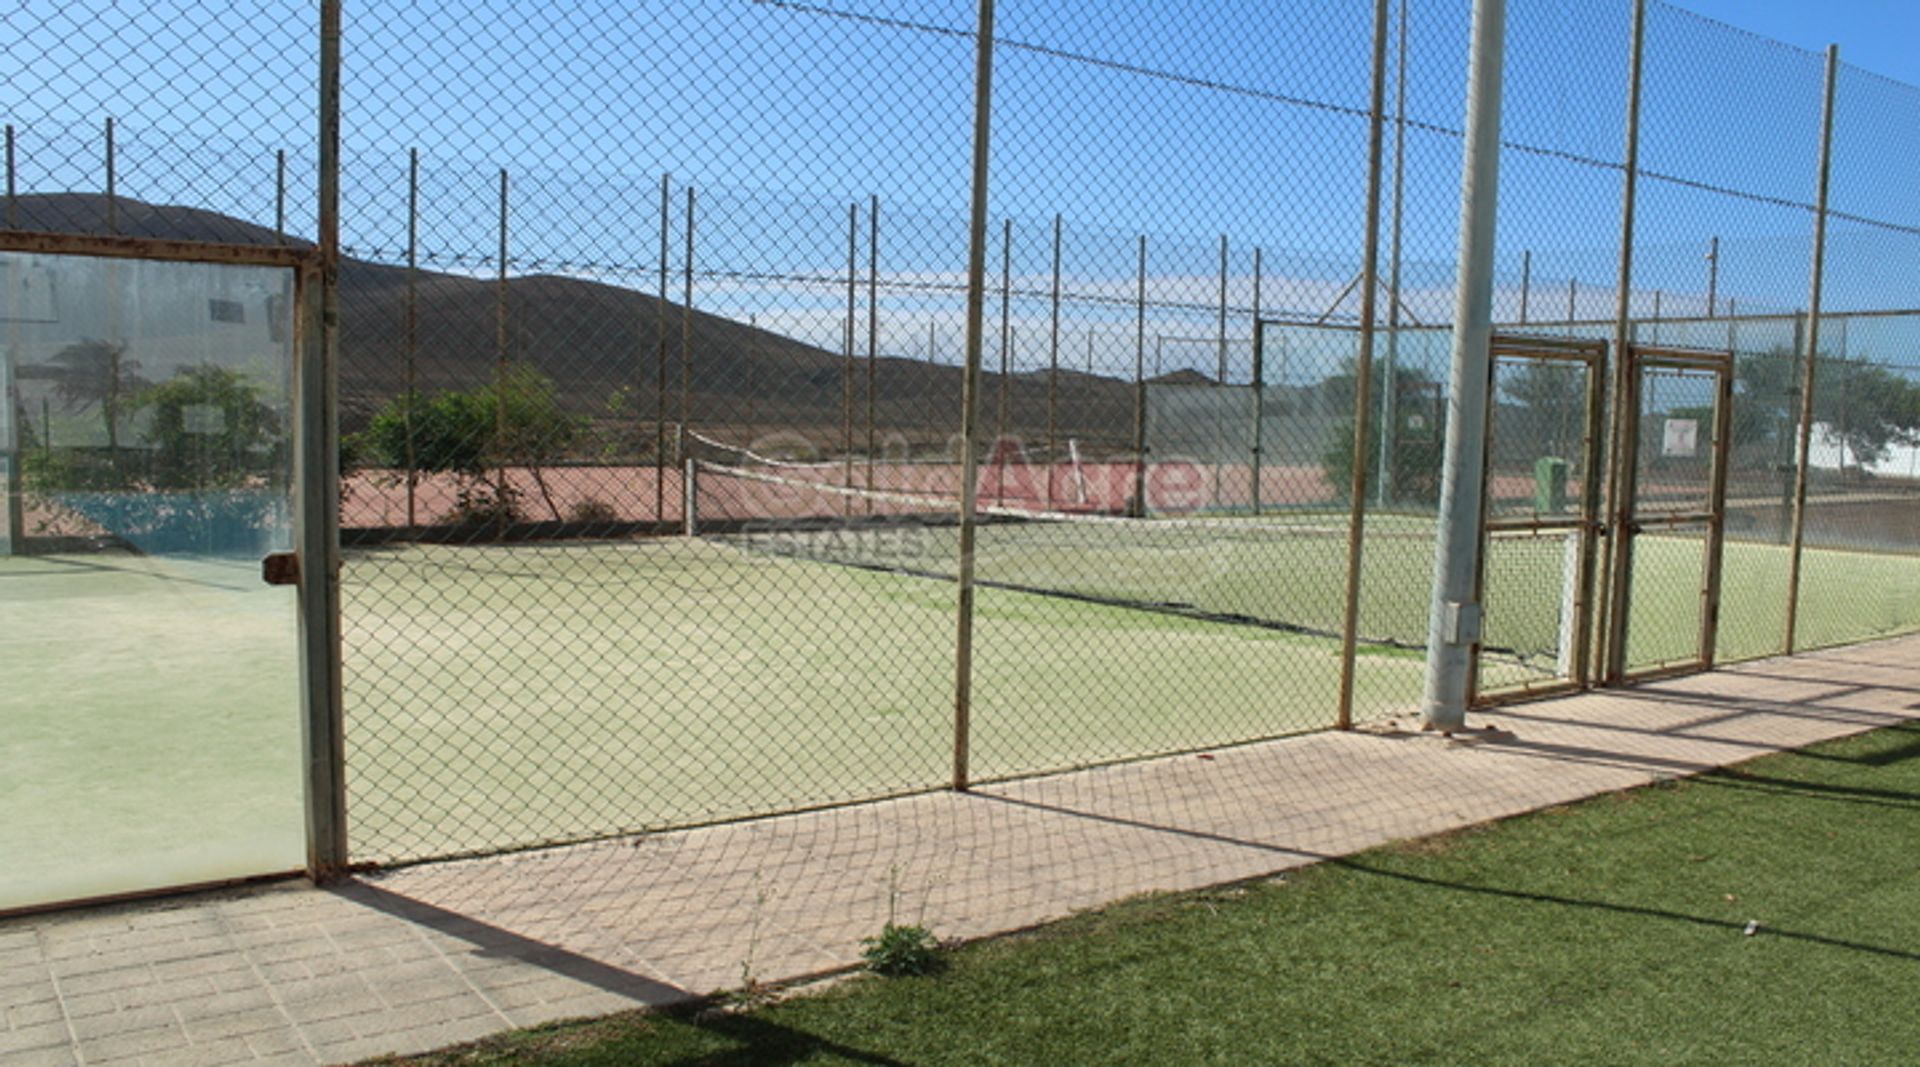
(11, 195, 1153, 458)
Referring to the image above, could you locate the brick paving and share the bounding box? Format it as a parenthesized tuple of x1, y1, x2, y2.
(3, 635, 1915, 1065)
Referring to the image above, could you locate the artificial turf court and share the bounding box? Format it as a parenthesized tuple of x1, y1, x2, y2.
(379, 718, 1920, 1067)
(4, 518, 1919, 906)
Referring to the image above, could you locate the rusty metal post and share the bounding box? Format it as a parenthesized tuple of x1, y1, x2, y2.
(2, 256, 19, 556)
(1601, 0, 1647, 682)
(1520, 249, 1531, 324)
(1215, 232, 1229, 509)
(952, 0, 998, 792)
(1, 126, 15, 552)
(1377, 0, 1410, 509)
(1335, 0, 1394, 731)
(843, 202, 857, 504)
(682, 186, 695, 454)
(995, 218, 1012, 505)
(746, 312, 760, 435)
(275, 149, 287, 245)
(866, 194, 880, 502)
(655, 174, 669, 522)
(404, 148, 419, 528)
(4, 125, 15, 230)
(104, 117, 116, 235)
(301, 0, 348, 881)
(1131, 235, 1148, 517)
(1706, 235, 1720, 318)
(1784, 46, 1840, 655)
(1047, 213, 1062, 508)
(493, 168, 509, 538)
(1252, 247, 1265, 515)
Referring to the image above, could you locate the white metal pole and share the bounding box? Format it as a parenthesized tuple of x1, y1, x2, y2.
(1421, 0, 1508, 731)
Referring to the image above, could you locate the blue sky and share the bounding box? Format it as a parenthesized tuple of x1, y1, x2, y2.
(6, 1, 1918, 376)
(1673, 0, 1920, 85)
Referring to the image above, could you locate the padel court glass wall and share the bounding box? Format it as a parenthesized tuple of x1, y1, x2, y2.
(1, 248, 304, 910)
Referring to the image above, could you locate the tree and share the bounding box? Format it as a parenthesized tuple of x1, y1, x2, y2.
(1723, 347, 1920, 471)
(1318, 357, 1447, 507)
(1499, 360, 1589, 465)
(135, 364, 284, 489)
(354, 364, 584, 524)
(1811, 356, 1920, 469)
(47, 338, 147, 459)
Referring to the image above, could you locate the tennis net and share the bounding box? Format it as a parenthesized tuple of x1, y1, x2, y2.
(687, 458, 1580, 671)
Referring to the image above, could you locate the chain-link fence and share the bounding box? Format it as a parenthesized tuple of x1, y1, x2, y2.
(5, 0, 1920, 904)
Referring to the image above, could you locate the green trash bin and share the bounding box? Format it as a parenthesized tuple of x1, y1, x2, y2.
(1534, 456, 1569, 514)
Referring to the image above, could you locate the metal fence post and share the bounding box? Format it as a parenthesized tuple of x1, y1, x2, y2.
(1335, 0, 1394, 731)
(300, 0, 348, 881)
(493, 168, 510, 538)
(104, 117, 116, 236)
(2, 260, 19, 557)
(1519, 249, 1531, 324)
(1706, 235, 1720, 317)
(996, 218, 1012, 503)
(655, 173, 670, 522)
(866, 193, 880, 498)
(1047, 214, 1062, 507)
(4, 125, 15, 230)
(682, 186, 696, 456)
(952, 0, 998, 792)
(1131, 235, 1148, 517)
(843, 201, 857, 502)
(1251, 247, 1264, 516)
(1377, 0, 1410, 509)
(404, 148, 419, 529)
(1215, 233, 1229, 509)
(1601, 0, 1647, 683)
(1421, 0, 1507, 732)
(1784, 45, 1841, 655)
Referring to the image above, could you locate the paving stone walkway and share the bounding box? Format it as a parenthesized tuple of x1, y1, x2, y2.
(4, 636, 1916, 1065)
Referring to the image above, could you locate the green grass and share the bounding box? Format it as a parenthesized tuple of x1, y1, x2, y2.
(377, 722, 1920, 1066)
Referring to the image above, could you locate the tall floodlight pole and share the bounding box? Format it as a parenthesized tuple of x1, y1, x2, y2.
(1421, 0, 1507, 732)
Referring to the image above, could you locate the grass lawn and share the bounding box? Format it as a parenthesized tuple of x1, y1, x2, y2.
(378, 721, 1920, 1066)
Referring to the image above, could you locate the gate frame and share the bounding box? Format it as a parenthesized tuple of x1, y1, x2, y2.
(0, 228, 345, 891)
(1601, 342, 1735, 684)
(1468, 333, 1608, 707)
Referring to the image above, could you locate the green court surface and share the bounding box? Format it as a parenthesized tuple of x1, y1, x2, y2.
(5, 525, 1918, 904)
(0, 553, 303, 911)
(338, 536, 1429, 862)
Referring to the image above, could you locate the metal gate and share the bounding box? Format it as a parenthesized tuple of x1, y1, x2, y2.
(1602, 343, 1736, 682)
(1470, 335, 1607, 704)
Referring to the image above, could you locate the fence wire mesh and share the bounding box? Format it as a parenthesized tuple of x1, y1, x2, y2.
(5, 0, 1920, 914)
